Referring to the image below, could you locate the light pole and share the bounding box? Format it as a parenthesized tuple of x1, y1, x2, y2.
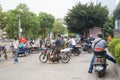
(18, 14, 21, 39)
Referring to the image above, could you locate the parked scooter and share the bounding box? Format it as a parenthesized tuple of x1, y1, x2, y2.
(67, 43, 82, 56)
(72, 44, 82, 56)
(81, 38, 93, 53)
(82, 42, 93, 53)
(93, 48, 107, 77)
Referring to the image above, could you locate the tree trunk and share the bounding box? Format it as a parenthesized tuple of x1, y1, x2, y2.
(83, 27, 90, 37)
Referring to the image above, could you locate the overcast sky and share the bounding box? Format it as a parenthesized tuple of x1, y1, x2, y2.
(0, 0, 91, 18)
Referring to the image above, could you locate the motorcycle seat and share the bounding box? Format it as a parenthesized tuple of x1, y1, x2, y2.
(60, 48, 72, 52)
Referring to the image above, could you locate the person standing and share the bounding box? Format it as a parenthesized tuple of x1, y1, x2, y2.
(13, 37, 19, 64)
(39, 39, 43, 48)
(107, 34, 113, 42)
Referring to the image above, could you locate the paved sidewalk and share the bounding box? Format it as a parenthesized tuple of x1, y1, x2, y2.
(113, 63, 120, 79)
(0, 51, 119, 80)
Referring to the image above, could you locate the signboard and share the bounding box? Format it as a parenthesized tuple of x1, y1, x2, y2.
(90, 27, 102, 38)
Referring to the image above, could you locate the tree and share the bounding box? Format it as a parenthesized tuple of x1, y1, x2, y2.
(27, 13, 40, 39)
(52, 19, 66, 38)
(0, 5, 7, 37)
(103, 17, 114, 38)
(65, 2, 108, 36)
(15, 3, 30, 38)
(5, 3, 40, 39)
(38, 12, 55, 39)
(5, 10, 18, 38)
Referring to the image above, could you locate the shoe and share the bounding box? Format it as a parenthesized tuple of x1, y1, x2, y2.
(50, 62, 55, 64)
(114, 60, 117, 64)
(88, 71, 92, 73)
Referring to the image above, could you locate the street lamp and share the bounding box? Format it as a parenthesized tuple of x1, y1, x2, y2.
(17, 14, 21, 39)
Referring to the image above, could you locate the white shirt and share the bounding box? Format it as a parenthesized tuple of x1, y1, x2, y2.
(13, 40, 19, 49)
(68, 38, 76, 46)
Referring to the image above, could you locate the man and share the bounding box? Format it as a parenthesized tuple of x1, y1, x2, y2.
(67, 36, 76, 53)
(52, 35, 62, 63)
(67, 36, 76, 48)
(61, 36, 65, 49)
(88, 34, 116, 73)
(13, 37, 19, 64)
(39, 39, 43, 48)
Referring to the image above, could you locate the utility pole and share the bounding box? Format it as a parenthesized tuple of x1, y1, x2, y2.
(18, 14, 21, 39)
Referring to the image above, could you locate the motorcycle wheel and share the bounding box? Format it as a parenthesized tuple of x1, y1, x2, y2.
(39, 53, 48, 63)
(61, 53, 70, 63)
(73, 49, 81, 56)
(98, 71, 105, 78)
(88, 49, 93, 53)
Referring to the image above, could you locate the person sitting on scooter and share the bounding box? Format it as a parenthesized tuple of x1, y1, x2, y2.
(88, 34, 116, 73)
(82, 37, 92, 51)
(67, 36, 76, 53)
(51, 35, 62, 63)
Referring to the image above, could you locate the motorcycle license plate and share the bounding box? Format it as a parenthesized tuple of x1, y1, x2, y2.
(96, 66, 103, 71)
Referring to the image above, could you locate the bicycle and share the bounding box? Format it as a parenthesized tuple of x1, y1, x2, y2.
(39, 47, 71, 63)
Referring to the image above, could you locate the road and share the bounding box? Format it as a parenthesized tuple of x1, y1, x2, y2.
(0, 51, 119, 80)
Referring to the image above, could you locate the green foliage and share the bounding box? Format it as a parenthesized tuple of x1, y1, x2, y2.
(108, 38, 120, 57)
(65, 2, 108, 34)
(52, 19, 65, 38)
(103, 17, 114, 38)
(38, 12, 55, 39)
(15, 3, 40, 39)
(0, 3, 56, 39)
(0, 5, 7, 30)
(5, 10, 19, 38)
(108, 38, 120, 64)
(115, 43, 120, 63)
(5, 3, 40, 39)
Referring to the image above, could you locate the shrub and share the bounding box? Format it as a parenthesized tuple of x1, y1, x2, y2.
(108, 38, 120, 56)
(115, 43, 120, 63)
(108, 38, 120, 63)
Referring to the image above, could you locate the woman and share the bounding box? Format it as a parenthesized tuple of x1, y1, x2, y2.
(13, 37, 19, 64)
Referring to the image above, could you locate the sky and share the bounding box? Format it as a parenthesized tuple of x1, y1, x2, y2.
(0, 0, 91, 18)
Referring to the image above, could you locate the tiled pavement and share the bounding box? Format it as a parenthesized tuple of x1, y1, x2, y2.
(0, 51, 120, 80)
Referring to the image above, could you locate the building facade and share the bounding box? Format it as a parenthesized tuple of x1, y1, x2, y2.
(95, 0, 116, 16)
(114, 0, 120, 37)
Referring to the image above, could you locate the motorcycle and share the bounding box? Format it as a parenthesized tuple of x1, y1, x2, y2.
(39, 47, 71, 63)
(82, 42, 93, 53)
(93, 48, 107, 77)
(67, 43, 82, 56)
(71, 44, 82, 56)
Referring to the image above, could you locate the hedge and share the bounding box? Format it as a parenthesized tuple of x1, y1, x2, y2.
(108, 38, 120, 63)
